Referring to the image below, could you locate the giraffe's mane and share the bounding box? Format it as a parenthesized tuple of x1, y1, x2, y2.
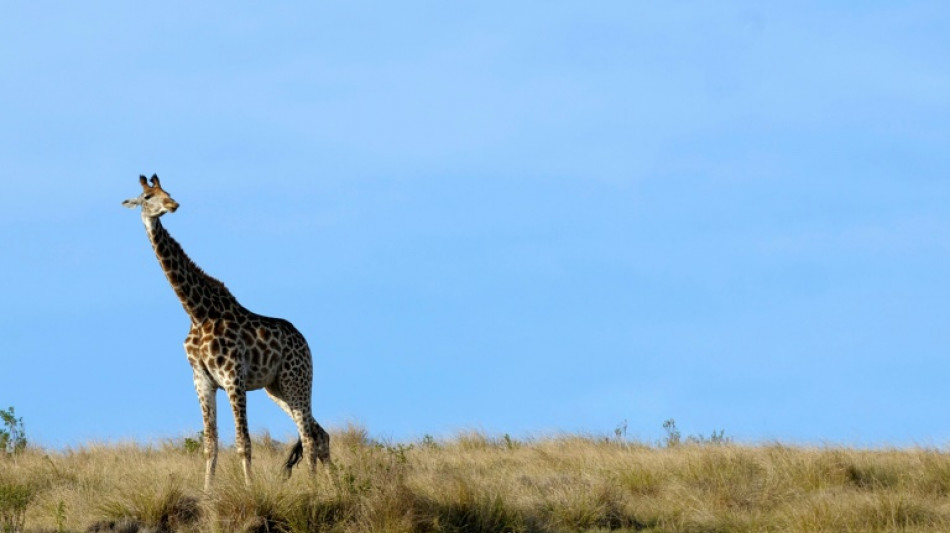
(180, 245, 232, 293)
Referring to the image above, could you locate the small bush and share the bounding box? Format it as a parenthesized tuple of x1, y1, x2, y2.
(662, 419, 681, 448)
(0, 478, 34, 533)
(182, 431, 203, 455)
(420, 434, 440, 450)
(0, 408, 27, 457)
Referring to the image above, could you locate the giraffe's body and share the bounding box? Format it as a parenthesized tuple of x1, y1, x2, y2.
(124, 175, 329, 489)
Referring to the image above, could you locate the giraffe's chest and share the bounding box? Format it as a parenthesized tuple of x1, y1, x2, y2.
(185, 320, 285, 390)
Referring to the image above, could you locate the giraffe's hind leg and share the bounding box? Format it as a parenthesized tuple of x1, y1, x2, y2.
(310, 418, 330, 463)
(283, 417, 330, 467)
(264, 388, 308, 476)
(266, 381, 326, 474)
(267, 399, 329, 475)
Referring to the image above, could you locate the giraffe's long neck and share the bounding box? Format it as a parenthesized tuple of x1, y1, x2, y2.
(145, 217, 242, 323)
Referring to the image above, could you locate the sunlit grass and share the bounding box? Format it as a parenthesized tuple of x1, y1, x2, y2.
(3, 427, 950, 532)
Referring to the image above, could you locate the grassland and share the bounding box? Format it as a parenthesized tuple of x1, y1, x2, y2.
(3, 426, 950, 532)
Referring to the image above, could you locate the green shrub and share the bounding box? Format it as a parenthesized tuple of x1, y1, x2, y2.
(0, 478, 34, 533)
(0, 408, 26, 457)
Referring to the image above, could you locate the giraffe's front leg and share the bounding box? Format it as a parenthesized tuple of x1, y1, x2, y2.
(227, 385, 253, 487)
(193, 369, 218, 492)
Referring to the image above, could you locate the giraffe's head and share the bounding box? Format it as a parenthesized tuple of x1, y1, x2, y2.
(122, 174, 180, 219)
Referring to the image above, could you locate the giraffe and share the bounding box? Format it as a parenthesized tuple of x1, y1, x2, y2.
(122, 174, 329, 490)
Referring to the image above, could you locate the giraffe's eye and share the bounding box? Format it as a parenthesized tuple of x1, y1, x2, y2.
(144, 194, 153, 200)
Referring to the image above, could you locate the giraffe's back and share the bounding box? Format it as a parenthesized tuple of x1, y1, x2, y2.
(185, 311, 311, 391)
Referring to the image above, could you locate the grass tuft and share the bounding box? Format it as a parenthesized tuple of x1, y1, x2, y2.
(98, 475, 199, 532)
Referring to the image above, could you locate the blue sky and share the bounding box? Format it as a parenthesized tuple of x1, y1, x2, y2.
(2, 2, 949, 448)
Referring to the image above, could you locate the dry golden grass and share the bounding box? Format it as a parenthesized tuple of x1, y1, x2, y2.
(3, 427, 950, 532)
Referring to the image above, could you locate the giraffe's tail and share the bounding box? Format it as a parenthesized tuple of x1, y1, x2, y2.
(283, 438, 304, 477)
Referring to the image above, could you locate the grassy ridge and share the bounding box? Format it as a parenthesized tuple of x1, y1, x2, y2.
(3, 426, 950, 532)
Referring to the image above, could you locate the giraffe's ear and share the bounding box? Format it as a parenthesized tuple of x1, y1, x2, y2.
(122, 196, 142, 208)
(150, 174, 162, 189)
